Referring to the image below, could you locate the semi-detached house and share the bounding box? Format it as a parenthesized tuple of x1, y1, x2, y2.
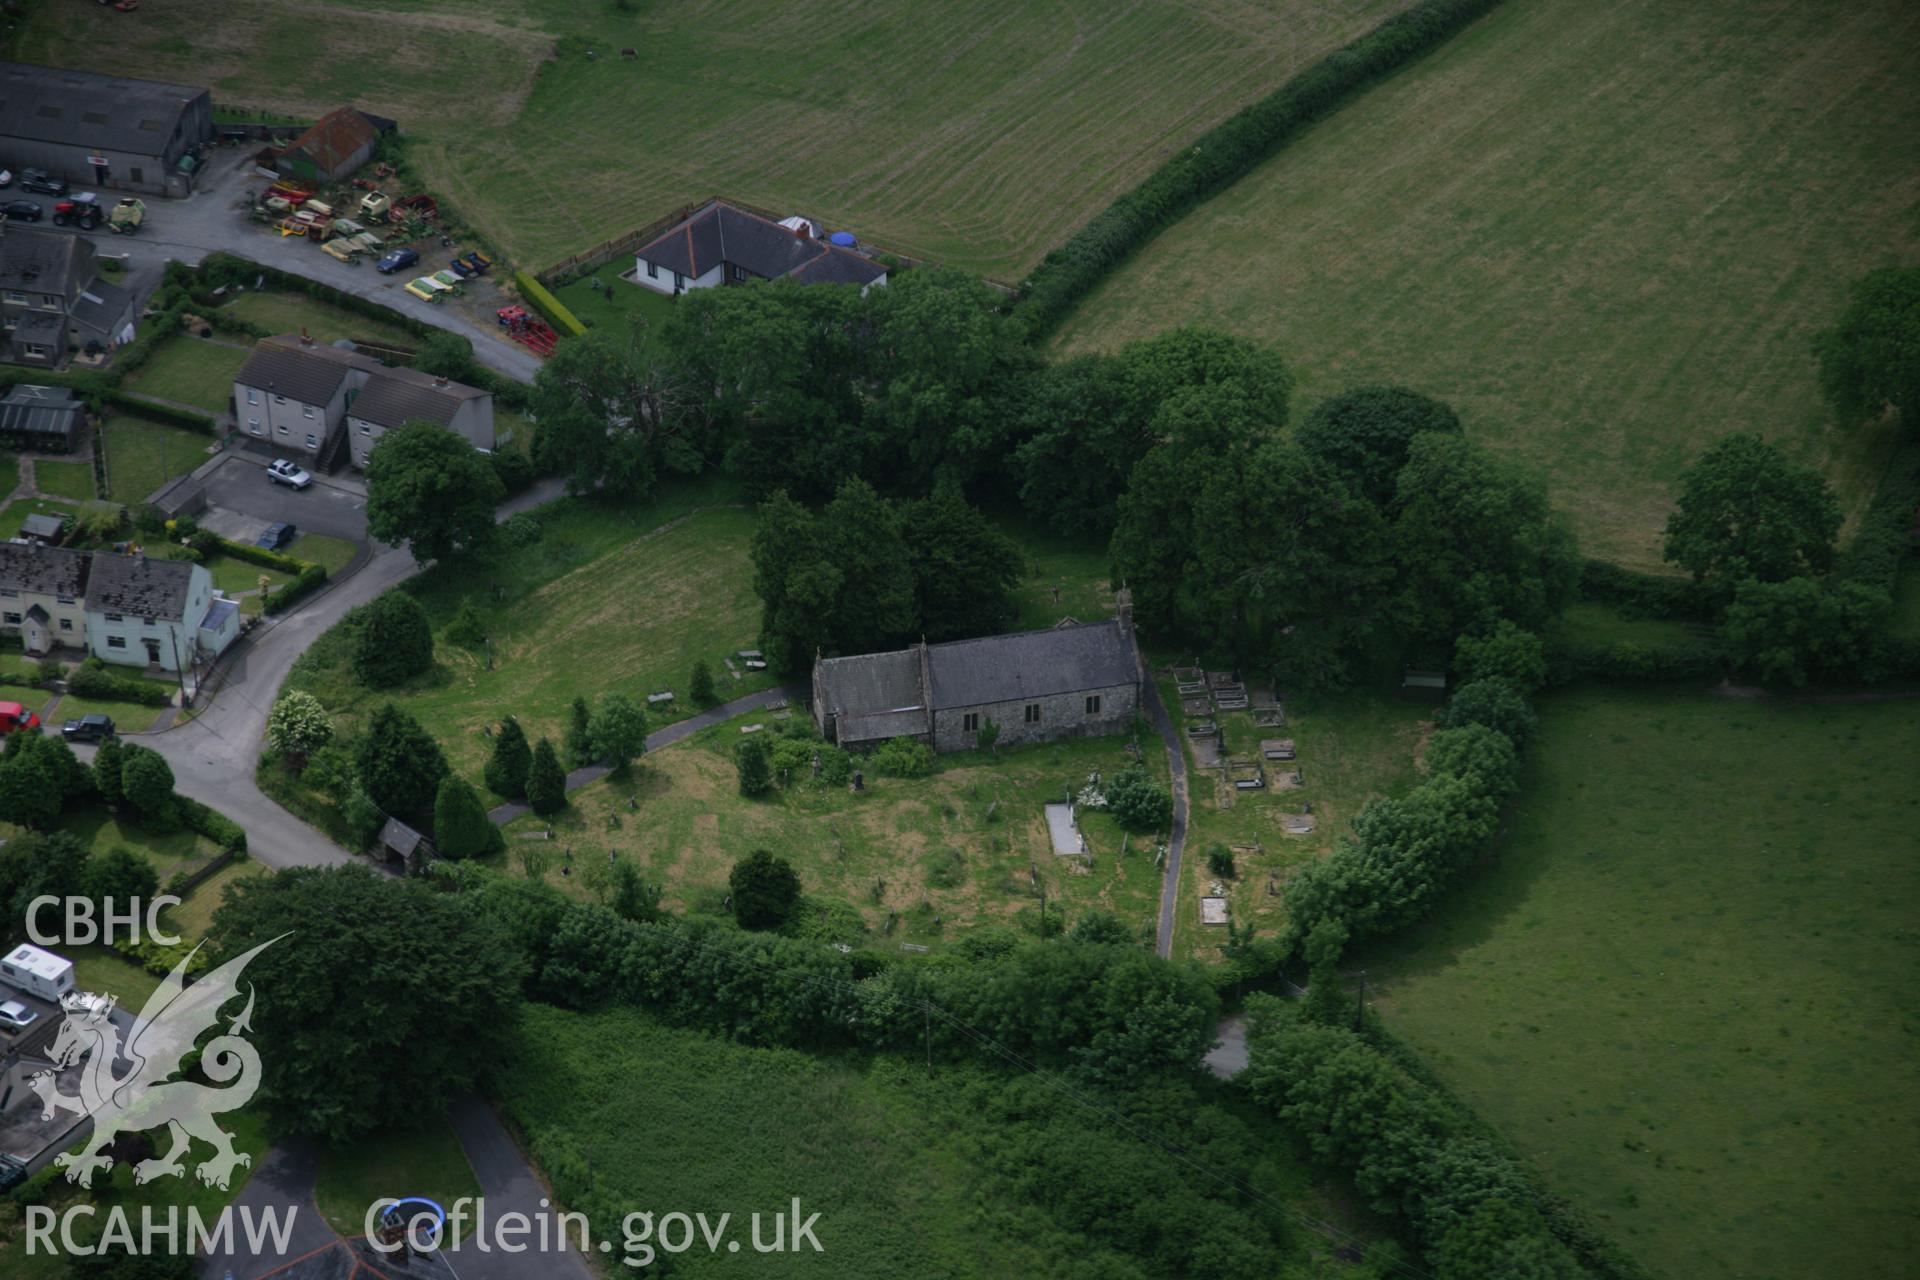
(232, 333, 494, 470)
(0, 546, 238, 672)
(84, 552, 237, 672)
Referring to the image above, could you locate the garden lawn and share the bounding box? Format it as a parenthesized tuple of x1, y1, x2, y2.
(52, 685, 175, 734)
(14, 0, 1407, 275)
(0, 498, 77, 541)
(500, 716, 1166, 948)
(121, 335, 252, 415)
(551, 276, 675, 346)
(1365, 688, 1920, 1280)
(66, 944, 162, 1008)
(31, 459, 95, 503)
(1057, 0, 1920, 569)
(220, 289, 422, 350)
(288, 532, 359, 576)
(162, 858, 269, 941)
(314, 1120, 480, 1237)
(62, 805, 221, 881)
(100, 414, 215, 503)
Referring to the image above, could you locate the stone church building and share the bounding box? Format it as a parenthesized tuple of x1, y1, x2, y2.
(811, 618, 1141, 753)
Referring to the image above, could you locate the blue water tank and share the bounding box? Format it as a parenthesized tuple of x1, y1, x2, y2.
(829, 231, 857, 247)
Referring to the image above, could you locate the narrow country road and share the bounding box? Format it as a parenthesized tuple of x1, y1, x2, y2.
(1143, 673, 1191, 958)
(144, 479, 567, 869)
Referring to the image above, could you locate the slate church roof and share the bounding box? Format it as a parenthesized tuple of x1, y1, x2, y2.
(813, 620, 1139, 740)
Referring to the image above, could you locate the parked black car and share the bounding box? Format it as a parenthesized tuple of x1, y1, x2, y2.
(61, 713, 116, 743)
(1, 200, 42, 222)
(376, 247, 420, 275)
(257, 521, 298, 551)
(18, 168, 66, 195)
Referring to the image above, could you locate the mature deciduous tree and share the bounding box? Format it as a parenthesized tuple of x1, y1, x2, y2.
(208, 866, 521, 1141)
(1391, 433, 1578, 642)
(587, 692, 648, 775)
(1816, 265, 1920, 430)
(1662, 432, 1841, 597)
(900, 486, 1024, 642)
(365, 421, 505, 565)
(531, 329, 705, 499)
(1294, 384, 1463, 508)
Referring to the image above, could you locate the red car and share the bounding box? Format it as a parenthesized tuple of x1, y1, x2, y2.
(0, 702, 42, 735)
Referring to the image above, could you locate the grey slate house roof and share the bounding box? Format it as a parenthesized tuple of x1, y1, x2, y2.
(86, 553, 194, 619)
(0, 226, 86, 296)
(69, 277, 132, 338)
(0, 61, 208, 153)
(814, 620, 1139, 743)
(350, 366, 488, 429)
(234, 336, 379, 407)
(635, 200, 887, 287)
(0, 543, 90, 597)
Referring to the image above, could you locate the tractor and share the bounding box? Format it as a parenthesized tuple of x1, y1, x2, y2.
(50, 192, 103, 230)
(107, 197, 145, 234)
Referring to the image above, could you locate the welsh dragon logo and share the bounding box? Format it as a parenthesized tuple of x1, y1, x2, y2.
(30, 936, 285, 1191)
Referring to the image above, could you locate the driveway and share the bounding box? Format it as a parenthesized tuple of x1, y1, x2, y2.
(196, 450, 370, 545)
(31, 148, 543, 384)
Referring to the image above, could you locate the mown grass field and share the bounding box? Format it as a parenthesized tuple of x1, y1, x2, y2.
(16, 0, 1406, 276)
(501, 716, 1166, 948)
(1365, 688, 1920, 1280)
(100, 415, 215, 502)
(1057, 0, 1920, 569)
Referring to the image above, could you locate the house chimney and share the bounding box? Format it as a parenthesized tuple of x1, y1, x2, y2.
(300, 327, 313, 347)
(793, 224, 807, 240)
(433, 375, 449, 388)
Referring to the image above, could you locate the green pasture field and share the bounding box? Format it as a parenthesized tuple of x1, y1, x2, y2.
(500, 715, 1167, 947)
(1056, 0, 1920, 569)
(14, 0, 1406, 276)
(219, 289, 422, 351)
(492, 1003, 1372, 1278)
(121, 336, 251, 415)
(101, 414, 216, 503)
(1365, 687, 1920, 1280)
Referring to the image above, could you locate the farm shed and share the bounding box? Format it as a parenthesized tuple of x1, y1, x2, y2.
(268, 107, 394, 184)
(0, 385, 84, 451)
(0, 60, 212, 196)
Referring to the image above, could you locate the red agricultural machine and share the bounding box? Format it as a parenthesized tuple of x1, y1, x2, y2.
(496, 306, 557, 358)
